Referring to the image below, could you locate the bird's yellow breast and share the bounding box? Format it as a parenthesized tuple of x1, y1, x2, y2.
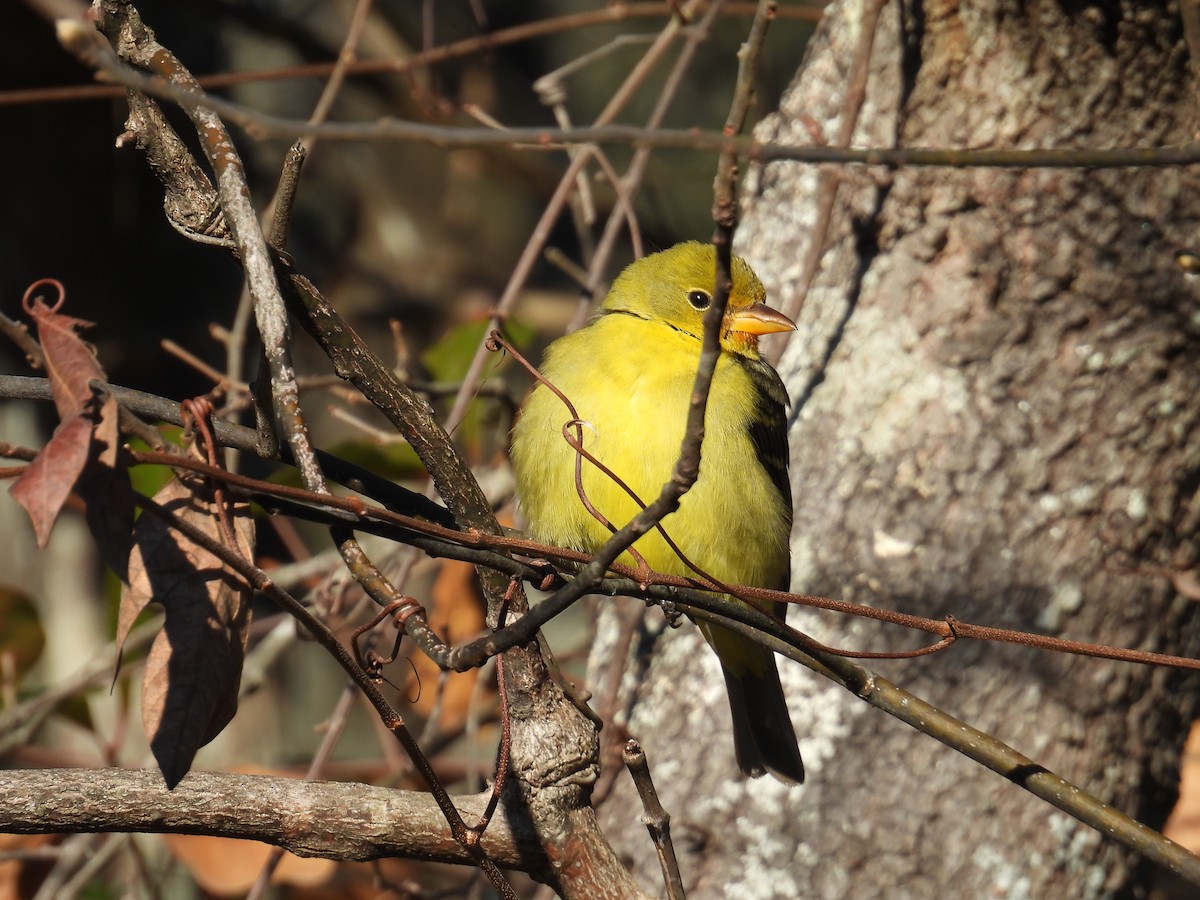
(511, 314, 790, 593)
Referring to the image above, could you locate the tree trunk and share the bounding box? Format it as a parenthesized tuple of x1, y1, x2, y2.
(592, 0, 1200, 895)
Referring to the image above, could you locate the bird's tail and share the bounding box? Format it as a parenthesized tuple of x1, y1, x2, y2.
(706, 623, 805, 784)
(722, 659, 805, 784)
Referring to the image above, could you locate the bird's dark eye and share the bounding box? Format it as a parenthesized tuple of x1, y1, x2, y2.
(687, 289, 711, 310)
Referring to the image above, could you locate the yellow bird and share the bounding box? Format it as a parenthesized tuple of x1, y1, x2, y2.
(511, 241, 804, 783)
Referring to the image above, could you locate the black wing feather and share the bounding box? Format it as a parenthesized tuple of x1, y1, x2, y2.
(737, 355, 793, 594)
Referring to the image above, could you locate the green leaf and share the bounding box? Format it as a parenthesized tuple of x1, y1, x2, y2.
(0, 585, 45, 678)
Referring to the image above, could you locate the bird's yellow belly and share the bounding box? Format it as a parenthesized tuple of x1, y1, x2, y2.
(512, 323, 787, 591)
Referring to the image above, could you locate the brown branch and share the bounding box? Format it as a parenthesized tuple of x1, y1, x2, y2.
(4, 376, 1198, 880)
(1, 372, 1193, 680)
(90, 0, 328, 494)
(276, 270, 522, 618)
(0, 375, 456, 528)
(623, 741, 685, 900)
(0, 769, 540, 867)
(733, 614, 1200, 888)
(332, 528, 457, 678)
(49, 28, 1200, 170)
(100, 443, 1200, 678)
(10, 3, 827, 107)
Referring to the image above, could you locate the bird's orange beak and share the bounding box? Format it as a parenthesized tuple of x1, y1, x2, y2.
(725, 303, 797, 335)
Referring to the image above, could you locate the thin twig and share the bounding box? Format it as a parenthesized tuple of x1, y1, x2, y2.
(94, 443, 1200, 678)
(235, 0, 374, 404)
(12, 4, 826, 107)
(160, 340, 248, 394)
(278, 270, 524, 625)
(43, 833, 126, 900)
(54, 28, 1200, 170)
(590, 600, 645, 805)
(711, 0, 774, 231)
(709, 607, 1200, 888)
(0, 374, 457, 528)
(623, 740, 685, 900)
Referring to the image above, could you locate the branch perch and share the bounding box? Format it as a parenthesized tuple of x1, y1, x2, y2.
(0, 769, 538, 867)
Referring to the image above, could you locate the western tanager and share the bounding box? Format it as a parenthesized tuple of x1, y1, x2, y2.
(511, 241, 804, 784)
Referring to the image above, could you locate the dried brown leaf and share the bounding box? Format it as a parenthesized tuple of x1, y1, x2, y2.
(27, 297, 106, 423)
(92, 384, 120, 468)
(9, 414, 93, 547)
(1164, 722, 1200, 855)
(79, 392, 135, 581)
(0, 833, 57, 898)
(12, 299, 134, 568)
(81, 472, 135, 582)
(1167, 568, 1200, 601)
(123, 477, 255, 787)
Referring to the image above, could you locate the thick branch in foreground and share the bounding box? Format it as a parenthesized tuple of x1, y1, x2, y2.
(0, 769, 543, 868)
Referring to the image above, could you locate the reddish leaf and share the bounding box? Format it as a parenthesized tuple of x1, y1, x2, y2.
(9, 414, 93, 547)
(123, 477, 255, 788)
(13, 295, 134, 567)
(26, 297, 106, 423)
(92, 386, 120, 468)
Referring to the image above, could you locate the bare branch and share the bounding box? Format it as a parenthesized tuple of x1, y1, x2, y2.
(12, 3, 825, 108)
(49, 24, 1200, 170)
(91, 0, 327, 494)
(0, 769, 537, 867)
(623, 741, 684, 900)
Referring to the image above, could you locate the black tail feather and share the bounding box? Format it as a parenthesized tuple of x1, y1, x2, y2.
(722, 660, 805, 784)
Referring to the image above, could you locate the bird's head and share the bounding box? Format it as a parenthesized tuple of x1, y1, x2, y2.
(600, 242, 796, 357)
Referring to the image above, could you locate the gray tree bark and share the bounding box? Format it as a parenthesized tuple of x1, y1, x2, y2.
(592, 1, 1200, 896)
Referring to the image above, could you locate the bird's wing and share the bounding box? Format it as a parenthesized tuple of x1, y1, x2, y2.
(738, 355, 793, 594)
